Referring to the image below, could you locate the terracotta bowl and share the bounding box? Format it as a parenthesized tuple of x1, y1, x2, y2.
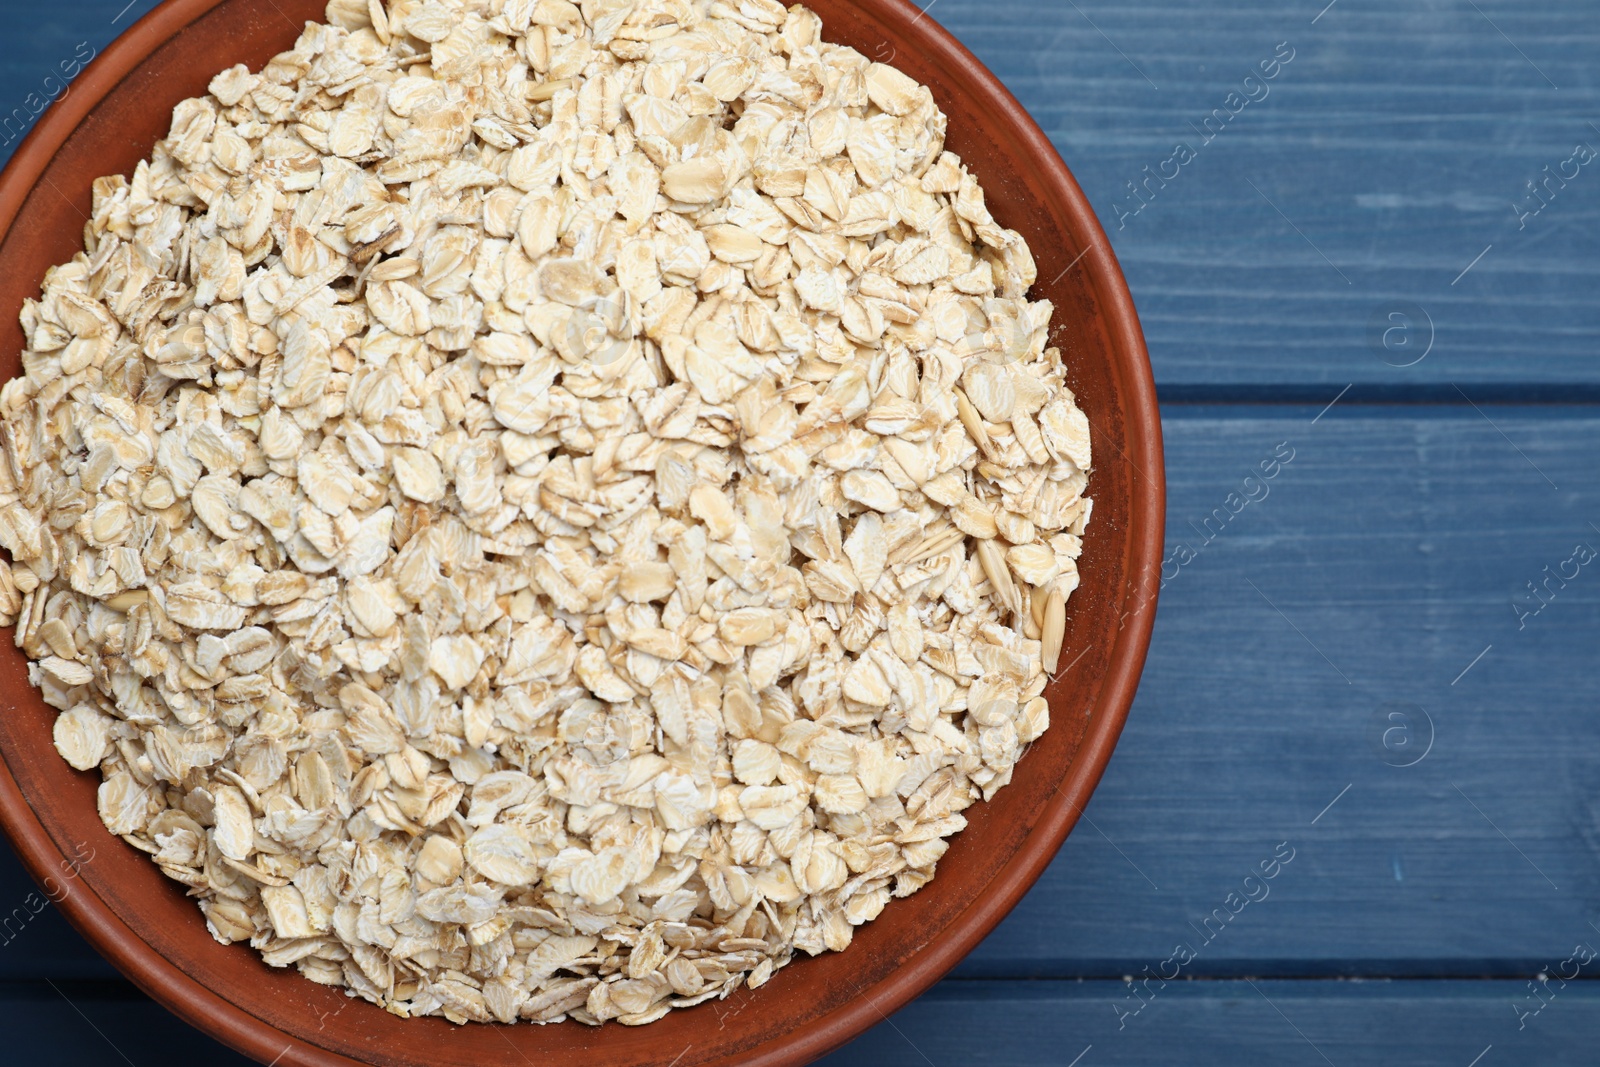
(0, 1, 1163, 1064)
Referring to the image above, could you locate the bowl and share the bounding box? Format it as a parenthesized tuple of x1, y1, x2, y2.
(0, 1, 1164, 1063)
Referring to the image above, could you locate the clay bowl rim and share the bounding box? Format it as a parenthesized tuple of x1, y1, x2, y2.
(0, 1, 1164, 1064)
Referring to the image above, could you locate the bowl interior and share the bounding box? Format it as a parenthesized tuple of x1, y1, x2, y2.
(0, 2, 1162, 1065)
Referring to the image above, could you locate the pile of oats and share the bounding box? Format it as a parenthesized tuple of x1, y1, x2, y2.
(0, 0, 1091, 1026)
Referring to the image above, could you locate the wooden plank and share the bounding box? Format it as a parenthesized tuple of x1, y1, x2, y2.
(0, 409, 1596, 982)
(2, 3, 1598, 394)
(959, 407, 1600, 975)
(913, 1, 1600, 392)
(0, 0, 1586, 1064)
(822, 979, 1600, 1067)
(1, 978, 1595, 1066)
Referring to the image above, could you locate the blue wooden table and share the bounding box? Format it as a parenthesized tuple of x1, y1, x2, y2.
(3, 1, 1598, 1064)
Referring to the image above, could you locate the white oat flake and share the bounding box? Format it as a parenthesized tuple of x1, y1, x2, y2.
(1, 0, 1090, 1028)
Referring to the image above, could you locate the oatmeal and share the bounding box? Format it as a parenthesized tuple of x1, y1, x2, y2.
(0, 0, 1090, 1026)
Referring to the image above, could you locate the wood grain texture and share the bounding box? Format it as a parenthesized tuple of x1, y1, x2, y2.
(6, 979, 1598, 1067)
(909, 0, 1600, 392)
(3, 3, 1598, 393)
(0, 0, 1596, 1063)
(3, 410, 1596, 982)
(823, 979, 1600, 1066)
(960, 408, 1600, 976)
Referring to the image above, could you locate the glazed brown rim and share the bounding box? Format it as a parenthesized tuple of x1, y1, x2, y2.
(0, 2, 1164, 1064)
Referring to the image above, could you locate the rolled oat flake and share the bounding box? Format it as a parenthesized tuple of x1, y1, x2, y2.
(2, 0, 1091, 1027)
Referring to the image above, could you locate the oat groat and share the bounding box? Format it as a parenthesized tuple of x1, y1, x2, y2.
(0, 0, 1091, 1026)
